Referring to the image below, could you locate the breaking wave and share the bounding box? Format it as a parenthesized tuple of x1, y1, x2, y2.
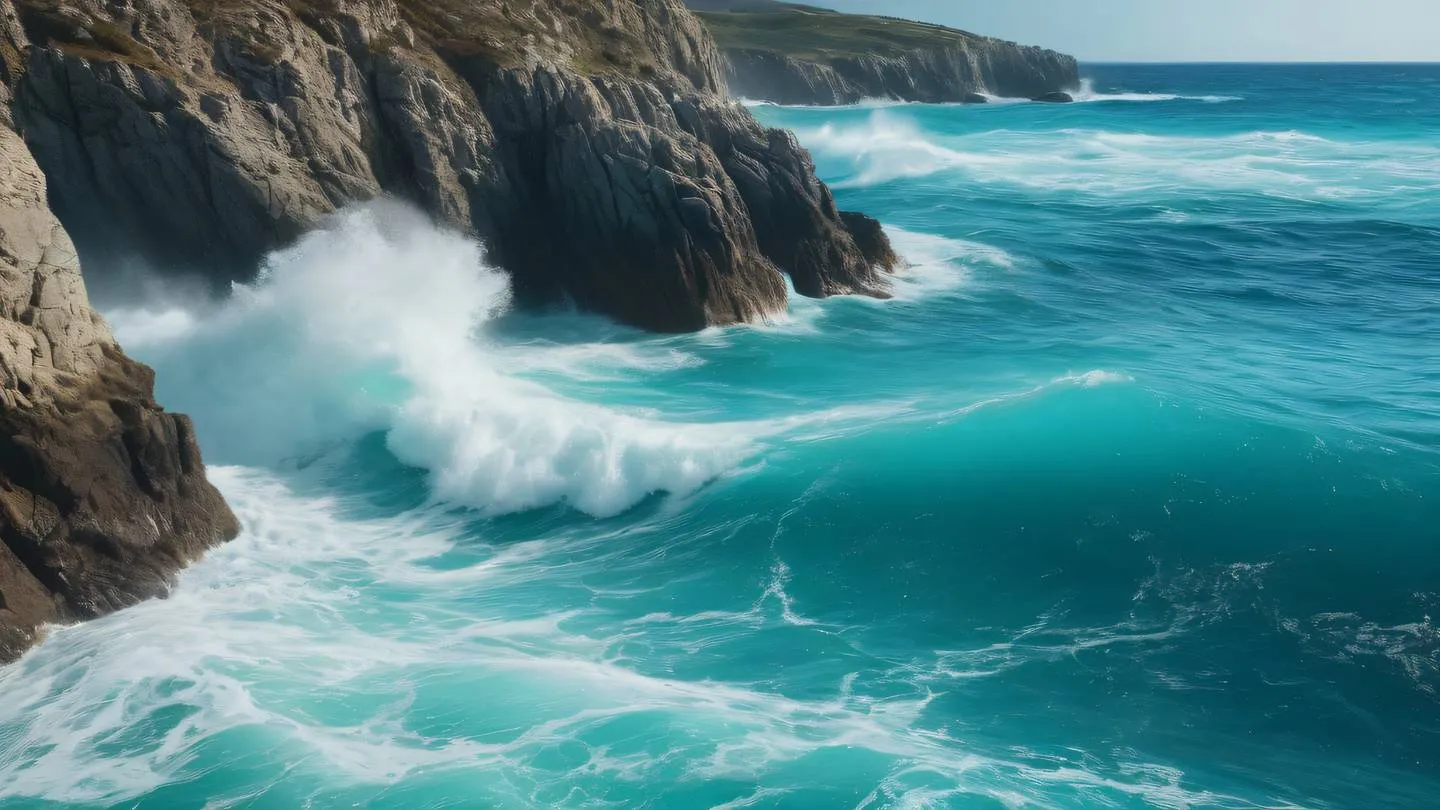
(106, 202, 756, 517)
(794, 109, 1440, 199)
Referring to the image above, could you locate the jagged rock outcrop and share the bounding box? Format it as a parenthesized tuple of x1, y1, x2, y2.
(686, 2, 1078, 105)
(0, 21, 238, 661)
(3, 0, 896, 331)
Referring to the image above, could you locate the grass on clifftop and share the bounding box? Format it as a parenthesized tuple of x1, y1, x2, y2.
(692, 4, 983, 61)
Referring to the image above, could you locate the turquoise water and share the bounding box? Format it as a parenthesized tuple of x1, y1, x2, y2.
(2, 64, 1439, 808)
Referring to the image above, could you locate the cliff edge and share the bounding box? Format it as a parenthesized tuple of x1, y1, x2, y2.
(4, 0, 897, 332)
(1, 4, 238, 664)
(686, 1, 1078, 104)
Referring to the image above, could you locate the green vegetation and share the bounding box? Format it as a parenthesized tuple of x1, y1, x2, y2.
(693, 4, 984, 61)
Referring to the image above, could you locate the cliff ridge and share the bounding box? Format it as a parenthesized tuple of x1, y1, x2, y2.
(686, 1, 1079, 104)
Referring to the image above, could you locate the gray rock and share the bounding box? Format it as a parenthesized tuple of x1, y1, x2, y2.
(717, 38, 1078, 105)
(4, 0, 893, 330)
(0, 120, 238, 664)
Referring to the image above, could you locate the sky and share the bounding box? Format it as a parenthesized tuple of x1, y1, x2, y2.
(814, 0, 1440, 62)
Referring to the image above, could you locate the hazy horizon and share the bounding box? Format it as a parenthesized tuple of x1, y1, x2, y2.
(811, 0, 1440, 63)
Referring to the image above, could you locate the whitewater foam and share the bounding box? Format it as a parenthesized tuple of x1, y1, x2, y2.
(1, 464, 1252, 807)
(742, 80, 1239, 110)
(107, 202, 754, 517)
(793, 109, 1440, 199)
(1069, 78, 1240, 104)
(883, 227, 1017, 300)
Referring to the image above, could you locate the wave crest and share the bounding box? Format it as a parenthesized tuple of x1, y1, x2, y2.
(106, 202, 750, 517)
(792, 110, 1438, 198)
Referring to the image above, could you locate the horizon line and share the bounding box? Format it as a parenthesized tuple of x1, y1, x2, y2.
(1076, 59, 1439, 65)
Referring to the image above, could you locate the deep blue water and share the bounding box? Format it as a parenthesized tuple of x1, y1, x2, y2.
(1, 64, 1438, 808)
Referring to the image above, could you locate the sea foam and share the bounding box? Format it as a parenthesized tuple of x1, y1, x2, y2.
(793, 108, 1440, 199)
(106, 202, 752, 517)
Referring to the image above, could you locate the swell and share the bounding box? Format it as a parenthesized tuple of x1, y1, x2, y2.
(2, 368, 1435, 808)
(785, 109, 1440, 200)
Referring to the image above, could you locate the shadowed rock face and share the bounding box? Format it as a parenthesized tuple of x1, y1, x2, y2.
(0, 87, 238, 662)
(4, 0, 895, 331)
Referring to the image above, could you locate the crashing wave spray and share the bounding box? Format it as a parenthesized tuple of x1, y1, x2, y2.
(107, 202, 750, 517)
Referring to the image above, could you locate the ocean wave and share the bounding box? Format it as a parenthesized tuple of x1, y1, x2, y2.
(103, 203, 929, 517)
(795, 109, 1440, 198)
(106, 202, 755, 517)
(0, 468, 1275, 808)
(883, 226, 1017, 299)
(797, 110, 980, 188)
(741, 80, 1239, 110)
(1068, 78, 1241, 104)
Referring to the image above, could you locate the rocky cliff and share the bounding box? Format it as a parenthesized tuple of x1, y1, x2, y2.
(1, 4, 238, 664)
(3, 0, 896, 332)
(688, 2, 1078, 105)
(0, 0, 897, 659)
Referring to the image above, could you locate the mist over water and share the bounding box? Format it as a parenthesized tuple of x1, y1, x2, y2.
(3, 64, 1439, 809)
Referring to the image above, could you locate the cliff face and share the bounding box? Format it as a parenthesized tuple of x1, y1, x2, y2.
(3, 0, 896, 331)
(688, 3, 1078, 105)
(0, 5, 238, 664)
(723, 42, 1079, 105)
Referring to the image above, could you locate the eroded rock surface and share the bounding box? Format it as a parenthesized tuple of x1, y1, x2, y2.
(0, 117, 238, 664)
(5, 0, 896, 330)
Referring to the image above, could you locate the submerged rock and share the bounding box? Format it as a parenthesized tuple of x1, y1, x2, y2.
(962, 92, 989, 104)
(1032, 91, 1076, 103)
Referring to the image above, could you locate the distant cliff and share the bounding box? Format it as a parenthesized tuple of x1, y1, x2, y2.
(686, 1, 1078, 104)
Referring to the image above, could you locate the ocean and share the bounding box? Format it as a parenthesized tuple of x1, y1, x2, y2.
(1, 63, 1437, 808)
